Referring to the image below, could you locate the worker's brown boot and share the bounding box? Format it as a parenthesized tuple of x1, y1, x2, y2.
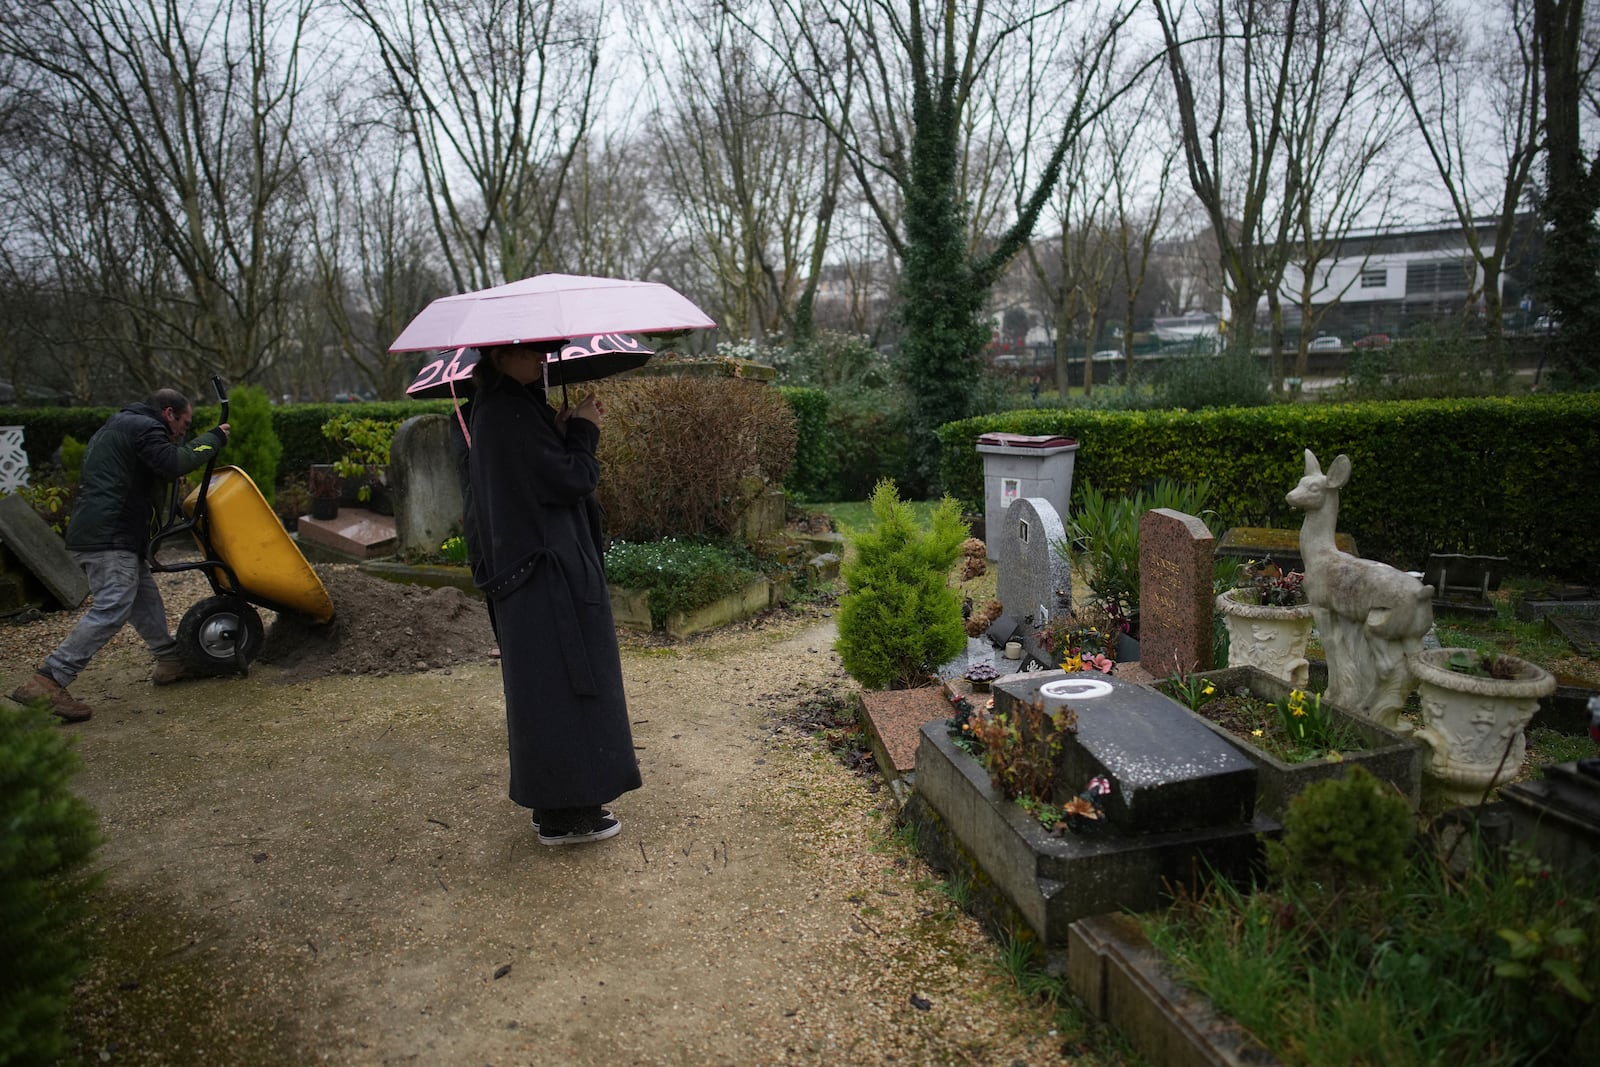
(151, 658, 193, 686)
(9, 672, 93, 723)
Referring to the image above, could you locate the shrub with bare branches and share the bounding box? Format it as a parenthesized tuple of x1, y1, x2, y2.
(596, 376, 797, 542)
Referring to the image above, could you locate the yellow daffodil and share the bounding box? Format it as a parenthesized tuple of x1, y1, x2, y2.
(1251, 728, 1264, 737)
(1202, 682, 1215, 696)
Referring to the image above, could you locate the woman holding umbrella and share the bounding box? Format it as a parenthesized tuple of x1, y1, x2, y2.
(467, 340, 640, 845)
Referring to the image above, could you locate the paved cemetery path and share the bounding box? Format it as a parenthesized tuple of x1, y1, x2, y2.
(10, 601, 1078, 1065)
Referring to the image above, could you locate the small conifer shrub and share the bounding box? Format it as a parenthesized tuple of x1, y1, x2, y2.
(1, 702, 102, 1064)
(1266, 764, 1413, 899)
(834, 479, 968, 689)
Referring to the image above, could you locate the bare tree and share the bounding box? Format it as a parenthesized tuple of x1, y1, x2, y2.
(1275, 0, 1403, 382)
(734, 0, 1133, 485)
(0, 0, 322, 395)
(637, 0, 846, 342)
(1152, 0, 1301, 354)
(340, 0, 609, 292)
(1362, 0, 1542, 374)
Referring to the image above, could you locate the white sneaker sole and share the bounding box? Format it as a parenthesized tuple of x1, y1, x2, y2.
(538, 818, 622, 846)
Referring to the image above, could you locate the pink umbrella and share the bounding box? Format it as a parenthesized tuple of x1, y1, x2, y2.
(388, 273, 716, 353)
(406, 334, 654, 398)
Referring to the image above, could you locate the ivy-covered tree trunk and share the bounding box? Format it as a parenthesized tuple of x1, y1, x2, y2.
(1535, 0, 1600, 388)
(897, 78, 990, 492)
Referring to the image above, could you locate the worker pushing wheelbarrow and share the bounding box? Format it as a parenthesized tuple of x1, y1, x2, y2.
(150, 377, 334, 675)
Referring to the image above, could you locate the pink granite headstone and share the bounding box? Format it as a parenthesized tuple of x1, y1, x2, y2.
(1137, 508, 1215, 677)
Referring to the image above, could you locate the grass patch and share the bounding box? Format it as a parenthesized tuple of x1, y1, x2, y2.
(813, 498, 944, 542)
(1145, 834, 1600, 1066)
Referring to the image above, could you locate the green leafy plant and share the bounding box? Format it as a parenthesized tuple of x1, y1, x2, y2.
(1057, 477, 1216, 631)
(440, 535, 468, 564)
(320, 413, 399, 502)
(1265, 765, 1413, 902)
(604, 538, 763, 627)
(8, 484, 74, 536)
(1, 701, 102, 1066)
(834, 479, 968, 689)
(1167, 671, 1217, 712)
(1444, 648, 1525, 680)
(1274, 688, 1336, 749)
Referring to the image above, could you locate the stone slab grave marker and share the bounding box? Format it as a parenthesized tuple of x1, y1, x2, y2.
(995, 497, 1073, 645)
(995, 670, 1258, 834)
(0, 492, 89, 609)
(1137, 508, 1214, 678)
(390, 413, 465, 561)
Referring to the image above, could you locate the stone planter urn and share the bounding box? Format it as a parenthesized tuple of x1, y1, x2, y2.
(1216, 588, 1315, 688)
(1408, 647, 1557, 808)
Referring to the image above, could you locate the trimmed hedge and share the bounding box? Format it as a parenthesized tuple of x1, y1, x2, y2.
(937, 394, 1600, 577)
(777, 387, 833, 502)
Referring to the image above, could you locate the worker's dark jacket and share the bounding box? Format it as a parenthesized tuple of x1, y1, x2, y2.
(65, 403, 227, 555)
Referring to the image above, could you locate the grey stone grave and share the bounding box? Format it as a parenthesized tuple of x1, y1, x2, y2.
(1137, 508, 1214, 678)
(0, 492, 89, 611)
(930, 496, 1072, 687)
(995, 497, 1073, 632)
(390, 413, 466, 561)
(909, 668, 1271, 947)
(1501, 759, 1600, 884)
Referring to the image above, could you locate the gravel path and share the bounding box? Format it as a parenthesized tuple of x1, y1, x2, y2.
(4, 568, 1094, 1065)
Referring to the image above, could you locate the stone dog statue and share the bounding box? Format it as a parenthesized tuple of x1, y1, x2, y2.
(1288, 449, 1434, 729)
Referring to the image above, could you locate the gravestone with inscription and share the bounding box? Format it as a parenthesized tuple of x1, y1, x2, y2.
(1137, 508, 1214, 677)
(995, 497, 1073, 634)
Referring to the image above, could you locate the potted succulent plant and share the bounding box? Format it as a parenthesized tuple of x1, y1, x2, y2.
(1216, 558, 1315, 687)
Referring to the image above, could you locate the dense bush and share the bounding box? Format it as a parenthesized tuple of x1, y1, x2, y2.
(604, 538, 763, 625)
(777, 387, 834, 502)
(834, 480, 968, 689)
(195, 383, 280, 504)
(938, 394, 1600, 576)
(597, 376, 796, 541)
(6, 407, 114, 469)
(1155, 345, 1271, 410)
(1, 703, 101, 1065)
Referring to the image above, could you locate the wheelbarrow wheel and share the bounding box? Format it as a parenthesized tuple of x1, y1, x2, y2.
(177, 595, 264, 676)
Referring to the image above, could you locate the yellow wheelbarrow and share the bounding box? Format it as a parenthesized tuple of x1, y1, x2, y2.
(149, 377, 334, 675)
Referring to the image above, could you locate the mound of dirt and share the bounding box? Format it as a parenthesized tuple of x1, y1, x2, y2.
(260, 566, 497, 682)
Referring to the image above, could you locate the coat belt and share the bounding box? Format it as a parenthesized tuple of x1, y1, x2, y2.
(478, 548, 599, 696)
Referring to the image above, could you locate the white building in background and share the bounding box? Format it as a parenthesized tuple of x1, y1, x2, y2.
(1272, 214, 1541, 337)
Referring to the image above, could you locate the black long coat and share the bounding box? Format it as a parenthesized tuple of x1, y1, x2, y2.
(467, 373, 640, 810)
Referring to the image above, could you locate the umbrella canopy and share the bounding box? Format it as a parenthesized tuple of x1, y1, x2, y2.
(406, 334, 654, 399)
(388, 273, 715, 353)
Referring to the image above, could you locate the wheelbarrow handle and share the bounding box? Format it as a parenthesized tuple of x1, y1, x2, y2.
(212, 374, 229, 425)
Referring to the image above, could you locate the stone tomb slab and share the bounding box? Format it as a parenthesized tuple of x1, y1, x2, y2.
(994, 670, 1257, 834)
(859, 687, 954, 779)
(909, 722, 1272, 947)
(296, 509, 397, 561)
(994, 497, 1073, 629)
(0, 492, 89, 609)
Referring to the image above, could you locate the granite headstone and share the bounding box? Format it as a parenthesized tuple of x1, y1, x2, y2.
(0, 492, 89, 609)
(1137, 508, 1214, 677)
(995, 497, 1073, 631)
(390, 413, 465, 561)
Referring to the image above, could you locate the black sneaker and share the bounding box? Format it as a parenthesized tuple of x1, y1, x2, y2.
(530, 807, 613, 832)
(538, 811, 622, 847)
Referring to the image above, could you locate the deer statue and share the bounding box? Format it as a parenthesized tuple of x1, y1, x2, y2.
(1287, 449, 1434, 728)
